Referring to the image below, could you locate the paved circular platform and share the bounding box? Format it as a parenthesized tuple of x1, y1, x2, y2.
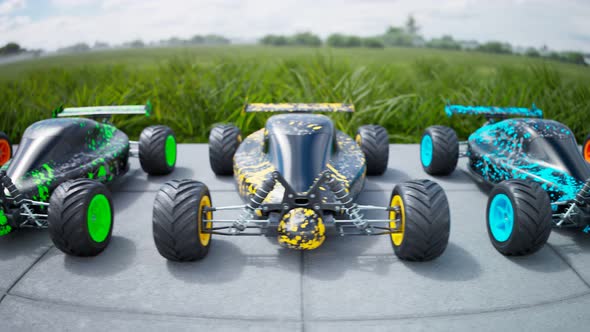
(1, 144, 589, 331)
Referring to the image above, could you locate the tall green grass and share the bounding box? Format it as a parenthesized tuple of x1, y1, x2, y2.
(1, 46, 589, 143)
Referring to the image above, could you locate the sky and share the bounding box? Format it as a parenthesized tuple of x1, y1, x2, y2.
(0, 0, 589, 52)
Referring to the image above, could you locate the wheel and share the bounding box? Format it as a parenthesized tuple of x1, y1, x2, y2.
(209, 124, 241, 175)
(388, 179, 450, 261)
(48, 179, 114, 256)
(583, 134, 590, 163)
(139, 125, 176, 175)
(0, 131, 13, 166)
(152, 179, 213, 261)
(355, 125, 389, 175)
(420, 126, 459, 175)
(486, 180, 552, 256)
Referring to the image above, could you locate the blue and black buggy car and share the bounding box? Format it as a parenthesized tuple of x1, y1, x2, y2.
(420, 104, 590, 256)
(0, 103, 177, 257)
(152, 103, 451, 263)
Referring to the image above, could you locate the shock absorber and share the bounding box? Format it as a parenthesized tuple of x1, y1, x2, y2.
(574, 178, 590, 207)
(0, 171, 24, 205)
(233, 174, 277, 232)
(560, 178, 590, 226)
(325, 174, 367, 230)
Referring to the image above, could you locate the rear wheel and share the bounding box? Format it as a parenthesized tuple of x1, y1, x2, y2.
(420, 126, 459, 175)
(139, 125, 177, 175)
(152, 179, 213, 261)
(583, 134, 590, 163)
(486, 180, 552, 256)
(355, 125, 389, 175)
(48, 179, 114, 257)
(209, 124, 241, 175)
(389, 179, 450, 261)
(0, 131, 12, 166)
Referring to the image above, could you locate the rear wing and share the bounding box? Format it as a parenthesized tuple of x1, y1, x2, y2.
(245, 103, 355, 113)
(52, 100, 153, 118)
(445, 104, 543, 119)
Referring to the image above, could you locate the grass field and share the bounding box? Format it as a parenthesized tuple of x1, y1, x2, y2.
(1, 46, 589, 143)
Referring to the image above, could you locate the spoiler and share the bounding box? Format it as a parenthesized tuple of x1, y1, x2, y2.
(245, 103, 355, 113)
(52, 100, 153, 118)
(445, 104, 543, 119)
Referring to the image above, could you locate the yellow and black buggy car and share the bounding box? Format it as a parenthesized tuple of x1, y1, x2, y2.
(152, 103, 451, 262)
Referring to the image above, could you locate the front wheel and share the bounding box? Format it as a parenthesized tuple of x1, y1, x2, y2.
(139, 125, 177, 175)
(420, 126, 459, 175)
(583, 134, 590, 163)
(48, 179, 114, 257)
(355, 125, 389, 175)
(0, 131, 13, 166)
(152, 179, 213, 261)
(486, 180, 552, 256)
(389, 179, 450, 261)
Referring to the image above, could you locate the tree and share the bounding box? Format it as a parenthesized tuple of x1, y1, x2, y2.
(476, 41, 512, 54)
(290, 32, 322, 47)
(362, 37, 384, 48)
(382, 26, 414, 47)
(405, 15, 420, 36)
(93, 41, 109, 49)
(524, 47, 540, 58)
(426, 35, 461, 50)
(0, 42, 24, 56)
(260, 35, 289, 46)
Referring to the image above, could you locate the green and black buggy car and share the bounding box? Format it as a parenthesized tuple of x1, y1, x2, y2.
(152, 103, 451, 262)
(0, 102, 177, 256)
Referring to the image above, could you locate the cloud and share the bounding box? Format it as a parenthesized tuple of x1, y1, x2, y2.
(0, 0, 589, 52)
(0, 0, 25, 15)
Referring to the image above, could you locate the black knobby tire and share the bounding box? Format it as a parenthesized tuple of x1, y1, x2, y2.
(48, 179, 114, 257)
(486, 180, 552, 256)
(153, 179, 213, 261)
(0, 131, 12, 166)
(421, 126, 459, 175)
(356, 125, 389, 175)
(583, 134, 590, 162)
(209, 124, 241, 175)
(390, 179, 451, 261)
(139, 125, 176, 175)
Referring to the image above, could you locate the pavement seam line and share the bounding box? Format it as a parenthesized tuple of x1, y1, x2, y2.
(546, 243, 590, 289)
(7, 289, 590, 324)
(0, 245, 54, 304)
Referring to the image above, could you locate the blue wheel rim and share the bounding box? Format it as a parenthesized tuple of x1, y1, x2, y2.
(421, 135, 433, 167)
(489, 194, 514, 242)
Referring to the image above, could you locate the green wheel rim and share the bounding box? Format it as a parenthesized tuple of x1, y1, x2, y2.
(165, 135, 177, 167)
(87, 194, 112, 243)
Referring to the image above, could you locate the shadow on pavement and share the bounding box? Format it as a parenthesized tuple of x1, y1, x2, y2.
(401, 242, 482, 281)
(63, 236, 137, 277)
(0, 229, 50, 261)
(165, 239, 299, 284)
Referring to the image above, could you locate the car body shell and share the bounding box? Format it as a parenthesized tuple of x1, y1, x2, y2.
(467, 118, 590, 206)
(233, 113, 366, 207)
(1, 118, 129, 205)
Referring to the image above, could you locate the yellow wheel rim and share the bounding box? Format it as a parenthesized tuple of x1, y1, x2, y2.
(355, 134, 362, 146)
(584, 141, 590, 162)
(199, 195, 213, 246)
(389, 195, 405, 246)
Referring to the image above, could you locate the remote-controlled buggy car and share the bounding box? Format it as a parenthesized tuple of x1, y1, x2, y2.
(0, 131, 12, 167)
(0, 102, 177, 256)
(583, 134, 590, 163)
(152, 103, 451, 262)
(420, 104, 590, 256)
